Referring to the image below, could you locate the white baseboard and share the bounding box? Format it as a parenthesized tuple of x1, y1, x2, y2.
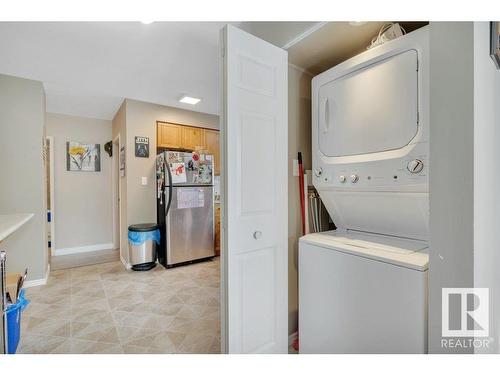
(288, 331, 298, 347)
(24, 264, 50, 288)
(53, 242, 115, 256)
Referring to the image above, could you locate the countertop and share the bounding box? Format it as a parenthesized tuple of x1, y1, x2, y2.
(0, 214, 34, 243)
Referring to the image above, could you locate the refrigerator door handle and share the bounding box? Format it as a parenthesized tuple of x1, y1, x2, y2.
(165, 159, 173, 216)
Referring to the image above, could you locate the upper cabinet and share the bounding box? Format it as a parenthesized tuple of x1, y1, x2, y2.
(204, 129, 220, 176)
(157, 122, 182, 149)
(181, 126, 204, 150)
(156, 121, 221, 175)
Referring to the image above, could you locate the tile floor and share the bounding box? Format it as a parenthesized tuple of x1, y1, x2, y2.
(18, 258, 220, 354)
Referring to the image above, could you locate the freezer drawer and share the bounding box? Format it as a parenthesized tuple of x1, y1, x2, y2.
(166, 186, 214, 265)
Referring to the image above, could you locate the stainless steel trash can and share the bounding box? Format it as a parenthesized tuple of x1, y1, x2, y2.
(128, 223, 159, 271)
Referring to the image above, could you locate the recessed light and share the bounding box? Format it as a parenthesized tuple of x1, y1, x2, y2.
(179, 96, 201, 105)
(349, 21, 367, 26)
(140, 20, 154, 25)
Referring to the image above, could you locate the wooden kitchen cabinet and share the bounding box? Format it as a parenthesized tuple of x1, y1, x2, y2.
(157, 122, 182, 149)
(204, 129, 220, 176)
(156, 122, 220, 172)
(181, 126, 204, 150)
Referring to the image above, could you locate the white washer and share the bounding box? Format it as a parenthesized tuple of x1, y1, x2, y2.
(299, 230, 428, 353)
(300, 26, 430, 353)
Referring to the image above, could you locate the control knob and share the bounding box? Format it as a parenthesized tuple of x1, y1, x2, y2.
(350, 174, 359, 183)
(407, 159, 424, 174)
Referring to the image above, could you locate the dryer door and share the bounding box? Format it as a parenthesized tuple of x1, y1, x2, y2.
(318, 50, 419, 157)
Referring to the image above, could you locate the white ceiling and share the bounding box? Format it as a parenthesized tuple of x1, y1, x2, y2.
(0, 22, 425, 121)
(286, 22, 428, 74)
(0, 22, 226, 119)
(0, 21, 329, 120)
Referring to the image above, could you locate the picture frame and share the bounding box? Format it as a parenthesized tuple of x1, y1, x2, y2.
(66, 142, 101, 172)
(491, 22, 500, 69)
(120, 146, 126, 177)
(134, 136, 149, 158)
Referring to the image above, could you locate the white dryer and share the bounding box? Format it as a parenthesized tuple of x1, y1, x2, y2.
(299, 26, 430, 353)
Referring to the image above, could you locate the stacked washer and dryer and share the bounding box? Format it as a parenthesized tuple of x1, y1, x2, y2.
(299, 26, 430, 353)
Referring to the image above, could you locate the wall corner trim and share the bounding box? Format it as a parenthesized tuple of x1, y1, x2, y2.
(24, 264, 50, 288)
(120, 255, 131, 270)
(53, 243, 115, 257)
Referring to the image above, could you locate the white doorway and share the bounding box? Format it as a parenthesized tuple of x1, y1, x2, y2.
(220, 25, 289, 354)
(112, 135, 121, 253)
(45, 136, 55, 261)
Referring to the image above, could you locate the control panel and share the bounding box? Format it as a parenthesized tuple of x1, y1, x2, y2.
(314, 153, 428, 189)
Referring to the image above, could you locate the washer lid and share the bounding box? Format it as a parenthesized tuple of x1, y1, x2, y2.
(300, 230, 429, 271)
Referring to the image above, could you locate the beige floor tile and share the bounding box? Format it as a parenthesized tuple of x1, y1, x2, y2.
(71, 295, 109, 311)
(122, 344, 151, 354)
(71, 322, 120, 343)
(21, 257, 221, 354)
(26, 317, 71, 338)
(52, 338, 124, 354)
(24, 301, 72, 320)
(17, 334, 67, 354)
(178, 333, 216, 354)
(71, 307, 115, 324)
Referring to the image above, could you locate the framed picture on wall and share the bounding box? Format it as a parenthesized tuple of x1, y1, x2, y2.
(135, 136, 149, 158)
(491, 22, 500, 69)
(66, 142, 101, 172)
(120, 146, 126, 177)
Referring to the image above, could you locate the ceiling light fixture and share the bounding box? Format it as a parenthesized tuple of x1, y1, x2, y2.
(179, 96, 201, 105)
(349, 21, 367, 26)
(140, 20, 154, 25)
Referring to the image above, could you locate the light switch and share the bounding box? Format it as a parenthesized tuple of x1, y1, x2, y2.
(141, 177, 148, 185)
(292, 159, 299, 177)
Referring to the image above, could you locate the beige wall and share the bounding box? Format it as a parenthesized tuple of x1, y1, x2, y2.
(0, 74, 48, 281)
(287, 65, 313, 335)
(45, 113, 113, 251)
(112, 99, 219, 263)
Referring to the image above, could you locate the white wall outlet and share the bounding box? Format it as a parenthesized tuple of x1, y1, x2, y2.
(141, 177, 147, 185)
(292, 159, 299, 177)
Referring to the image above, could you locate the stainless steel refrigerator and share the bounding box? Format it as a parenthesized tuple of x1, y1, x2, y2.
(156, 151, 215, 268)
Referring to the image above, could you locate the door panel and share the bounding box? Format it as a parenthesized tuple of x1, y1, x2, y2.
(222, 25, 288, 354)
(157, 122, 182, 149)
(181, 126, 204, 150)
(167, 186, 214, 265)
(318, 50, 419, 157)
(204, 129, 220, 175)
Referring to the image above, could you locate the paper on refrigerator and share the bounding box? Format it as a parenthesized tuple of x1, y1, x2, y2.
(177, 188, 205, 209)
(170, 162, 187, 184)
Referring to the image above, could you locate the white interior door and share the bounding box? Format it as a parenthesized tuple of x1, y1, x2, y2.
(221, 25, 288, 353)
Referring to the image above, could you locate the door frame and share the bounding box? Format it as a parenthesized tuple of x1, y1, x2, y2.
(46, 136, 56, 256)
(112, 134, 121, 252)
(220, 26, 228, 353)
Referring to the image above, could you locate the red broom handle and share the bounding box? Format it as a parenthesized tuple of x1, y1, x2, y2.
(298, 152, 305, 236)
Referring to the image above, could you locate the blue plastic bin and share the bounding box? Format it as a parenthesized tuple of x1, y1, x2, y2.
(6, 289, 30, 354)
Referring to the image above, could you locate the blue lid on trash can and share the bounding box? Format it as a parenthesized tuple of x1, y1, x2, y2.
(128, 223, 158, 232)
